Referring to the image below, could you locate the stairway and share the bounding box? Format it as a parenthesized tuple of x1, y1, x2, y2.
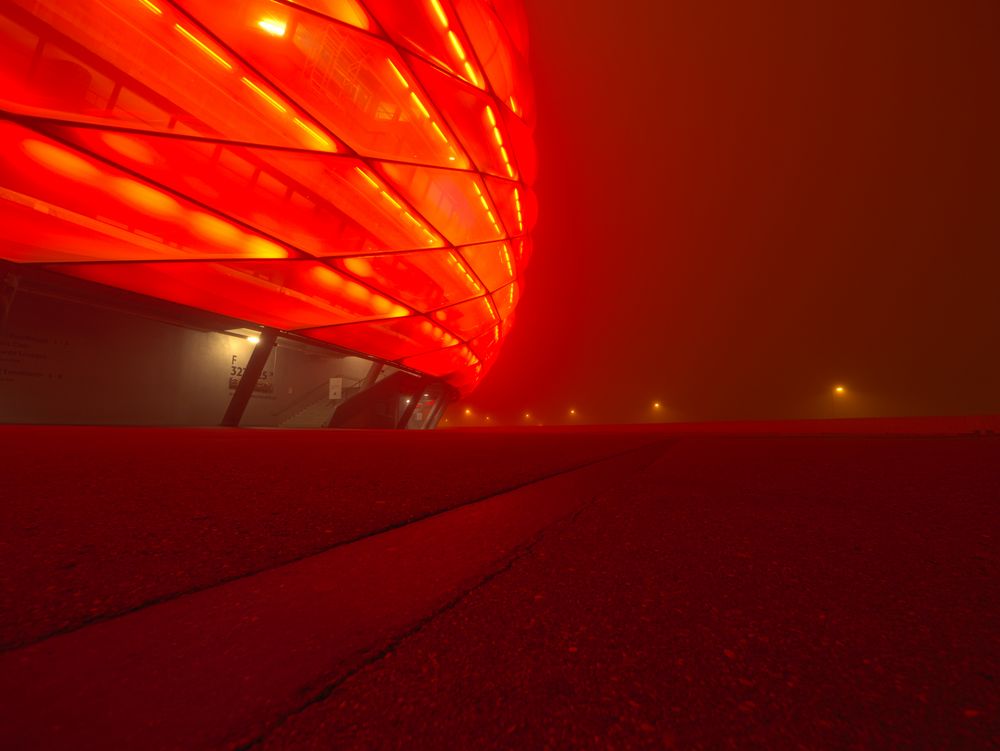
(278, 397, 337, 428)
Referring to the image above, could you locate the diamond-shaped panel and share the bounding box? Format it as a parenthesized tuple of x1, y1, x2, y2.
(0, 0, 535, 393)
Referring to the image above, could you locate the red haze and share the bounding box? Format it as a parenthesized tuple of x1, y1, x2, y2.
(458, 0, 1000, 425)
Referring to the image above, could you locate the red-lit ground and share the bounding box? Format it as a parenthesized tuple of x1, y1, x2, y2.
(0, 420, 997, 749)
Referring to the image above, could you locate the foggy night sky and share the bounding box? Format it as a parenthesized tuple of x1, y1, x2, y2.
(458, 0, 1000, 425)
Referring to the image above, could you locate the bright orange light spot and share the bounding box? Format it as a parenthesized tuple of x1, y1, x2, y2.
(112, 178, 180, 217)
(409, 92, 431, 119)
(653, 402, 661, 409)
(464, 408, 472, 416)
(190, 212, 241, 244)
(175, 24, 232, 70)
(244, 236, 288, 258)
(343, 281, 372, 304)
(257, 17, 287, 36)
(428, 0, 449, 27)
(380, 191, 402, 210)
(430, 121, 448, 143)
(485, 106, 497, 127)
(292, 118, 333, 149)
(344, 257, 374, 277)
(834, 385, 846, 395)
(23, 139, 98, 180)
(354, 167, 380, 190)
(463, 61, 479, 87)
(501, 244, 514, 276)
(447, 30, 467, 61)
(241, 77, 286, 112)
(137, 0, 162, 15)
(327, 0, 370, 30)
(569, 408, 576, 415)
(309, 265, 344, 290)
(102, 133, 155, 164)
(371, 293, 396, 315)
(387, 59, 409, 89)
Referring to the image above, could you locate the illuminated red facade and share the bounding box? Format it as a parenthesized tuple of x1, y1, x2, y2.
(0, 0, 536, 395)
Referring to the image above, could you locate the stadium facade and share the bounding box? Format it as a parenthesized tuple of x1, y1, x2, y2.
(0, 0, 535, 427)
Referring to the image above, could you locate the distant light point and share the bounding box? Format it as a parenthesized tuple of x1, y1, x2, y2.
(834, 385, 846, 396)
(653, 401, 661, 409)
(464, 407, 472, 415)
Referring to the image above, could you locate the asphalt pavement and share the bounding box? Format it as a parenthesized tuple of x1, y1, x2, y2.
(0, 421, 997, 749)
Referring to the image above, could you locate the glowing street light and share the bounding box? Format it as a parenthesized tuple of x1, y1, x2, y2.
(464, 407, 472, 416)
(834, 385, 846, 396)
(653, 401, 661, 409)
(569, 408, 576, 416)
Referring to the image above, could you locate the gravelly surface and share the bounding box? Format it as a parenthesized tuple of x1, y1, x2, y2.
(257, 435, 1000, 750)
(0, 426, 660, 648)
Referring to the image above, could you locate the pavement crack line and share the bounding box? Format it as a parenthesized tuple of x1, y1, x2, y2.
(234, 440, 670, 750)
(2, 438, 674, 654)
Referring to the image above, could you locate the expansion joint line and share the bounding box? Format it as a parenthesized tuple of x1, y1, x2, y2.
(235, 439, 671, 750)
(0, 439, 673, 654)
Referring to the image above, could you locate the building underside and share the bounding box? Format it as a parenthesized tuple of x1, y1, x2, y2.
(0, 0, 535, 427)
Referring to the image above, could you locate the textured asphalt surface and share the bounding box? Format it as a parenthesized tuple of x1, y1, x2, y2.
(0, 426, 660, 649)
(1, 422, 998, 749)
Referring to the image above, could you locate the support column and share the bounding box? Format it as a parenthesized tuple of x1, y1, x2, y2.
(361, 360, 384, 388)
(395, 378, 429, 429)
(221, 328, 277, 427)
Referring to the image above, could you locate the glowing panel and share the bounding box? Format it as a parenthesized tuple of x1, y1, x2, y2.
(431, 295, 498, 340)
(283, 0, 372, 31)
(0, 0, 340, 151)
(1, 0, 535, 393)
(407, 55, 515, 179)
(488, 0, 530, 58)
(453, 0, 535, 122)
(0, 122, 293, 263)
(378, 162, 504, 246)
(175, 0, 468, 168)
(362, 0, 485, 89)
(300, 316, 459, 361)
(53, 260, 409, 330)
(335, 251, 483, 311)
(42, 126, 443, 255)
(483, 177, 537, 237)
(459, 241, 516, 292)
(401, 344, 479, 378)
(492, 281, 520, 321)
